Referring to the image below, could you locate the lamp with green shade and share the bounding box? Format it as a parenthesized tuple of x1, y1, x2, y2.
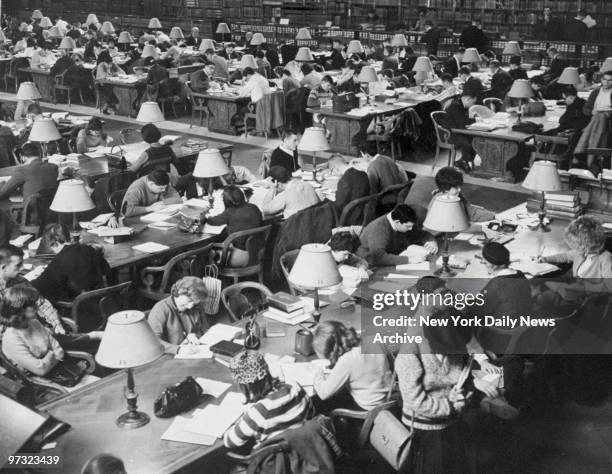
(96, 311, 164, 429)
(199, 38, 216, 52)
(357, 66, 378, 105)
(193, 148, 231, 198)
(136, 101, 165, 123)
(28, 117, 61, 158)
(85, 14, 99, 26)
(502, 41, 521, 56)
(50, 179, 96, 236)
(298, 127, 330, 180)
(462, 48, 481, 65)
(288, 244, 341, 322)
(32, 10, 43, 20)
(39, 17, 53, 29)
(423, 194, 470, 276)
(118, 31, 133, 44)
(295, 47, 314, 62)
(216, 23, 231, 42)
(59, 36, 76, 50)
(412, 56, 433, 86)
(522, 160, 562, 232)
(557, 67, 580, 85)
(141, 44, 158, 59)
(16, 82, 42, 101)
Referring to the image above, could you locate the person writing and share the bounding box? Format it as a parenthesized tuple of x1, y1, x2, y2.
(270, 131, 300, 173)
(261, 166, 320, 219)
(75, 117, 113, 153)
(327, 154, 370, 212)
(445, 90, 478, 172)
(121, 169, 182, 217)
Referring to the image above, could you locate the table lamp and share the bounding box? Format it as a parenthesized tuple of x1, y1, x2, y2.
(298, 127, 330, 179)
(136, 101, 165, 123)
(141, 44, 158, 59)
(85, 14, 99, 26)
(39, 17, 53, 29)
(558, 67, 580, 85)
(251, 33, 266, 46)
(28, 118, 61, 158)
(59, 36, 76, 51)
(295, 47, 314, 62)
(522, 160, 562, 232)
(463, 48, 481, 66)
(391, 34, 408, 48)
(100, 21, 115, 35)
(288, 244, 341, 322)
(32, 10, 43, 20)
(170, 27, 184, 40)
(412, 56, 433, 86)
(239, 54, 258, 70)
(357, 66, 378, 105)
(193, 148, 231, 197)
(502, 41, 521, 56)
(96, 311, 163, 429)
(600, 57, 612, 73)
(216, 23, 231, 42)
(507, 79, 533, 120)
(199, 38, 216, 52)
(296, 28, 312, 40)
(17, 81, 42, 102)
(148, 18, 162, 30)
(346, 40, 364, 56)
(423, 194, 469, 276)
(118, 31, 133, 44)
(47, 26, 63, 38)
(50, 179, 95, 233)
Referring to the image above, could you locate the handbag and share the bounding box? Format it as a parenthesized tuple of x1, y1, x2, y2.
(201, 264, 221, 314)
(153, 376, 204, 418)
(369, 366, 414, 471)
(522, 102, 546, 117)
(46, 357, 86, 387)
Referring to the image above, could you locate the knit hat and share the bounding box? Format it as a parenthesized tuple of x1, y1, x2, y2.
(482, 242, 510, 266)
(229, 350, 269, 384)
(141, 123, 161, 144)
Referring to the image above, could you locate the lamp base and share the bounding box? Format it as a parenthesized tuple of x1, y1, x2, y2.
(116, 410, 150, 429)
(533, 223, 551, 233)
(312, 309, 321, 323)
(434, 265, 456, 277)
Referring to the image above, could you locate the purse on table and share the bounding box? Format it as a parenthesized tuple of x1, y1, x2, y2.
(46, 356, 86, 387)
(154, 376, 205, 418)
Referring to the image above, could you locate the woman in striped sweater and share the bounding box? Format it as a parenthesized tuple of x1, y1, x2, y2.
(223, 351, 314, 449)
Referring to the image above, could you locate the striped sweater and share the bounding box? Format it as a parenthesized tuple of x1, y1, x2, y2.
(223, 383, 314, 449)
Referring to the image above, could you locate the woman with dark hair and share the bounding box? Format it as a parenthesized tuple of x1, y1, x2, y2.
(96, 49, 125, 114)
(75, 117, 113, 153)
(312, 320, 391, 411)
(81, 454, 127, 474)
(130, 123, 177, 177)
(224, 351, 313, 449)
(204, 185, 263, 267)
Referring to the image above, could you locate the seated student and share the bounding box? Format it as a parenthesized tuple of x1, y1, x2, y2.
(270, 131, 300, 172)
(458, 66, 484, 101)
(14, 99, 41, 122)
(0, 142, 58, 202)
(221, 43, 241, 61)
(357, 204, 437, 266)
(307, 75, 337, 107)
(445, 90, 478, 172)
(75, 117, 113, 153)
(361, 141, 409, 194)
(189, 62, 216, 93)
(335, 60, 358, 93)
(508, 55, 528, 80)
(144, 58, 170, 101)
(121, 169, 182, 217)
(327, 154, 370, 212)
(237, 67, 270, 104)
(130, 123, 177, 176)
(30, 41, 55, 68)
(31, 224, 110, 306)
(488, 60, 513, 100)
(530, 75, 545, 101)
(224, 350, 314, 449)
(281, 69, 301, 95)
(203, 186, 263, 267)
(262, 166, 320, 219)
(147, 277, 210, 355)
(96, 49, 125, 114)
(433, 73, 458, 104)
(329, 231, 370, 287)
(312, 320, 392, 412)
(299, 63, 322, 90)
(49, 48, 75, 78)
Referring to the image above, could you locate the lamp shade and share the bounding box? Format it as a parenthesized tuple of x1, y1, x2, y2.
(423, 195, 470, 233)
(250, 33, 266, 46)
(193, 149, 231, 178)
(16, 82, 42, 101)
(412, 56, 433, 72)
(199, 39, 216, 52)
(85, 14, 99, 26)
(216, 23, 231, 34)
(59, 37, 76, 50)
(522, 160, 562, 192)
(296, 27, 312, 40)
(32, 10, 43, 20)
(357, 66, 378, 83)
(47, 26, 63, 38)
(502, 41, 521, 56)
(298, 127, 330, 152)
(39, 17, 53, 28)
(136, 102, 164, 123)
(463, 48, 481, 63)
(96, 311, 163, 369)
(391, 34, 408, 47)
(169, 26, 184, 40)
(346, 40, 364, 55)
(239, 54, 258, 69)
(141, 44, 158, 59)
(50, 179, 95, 213)
(100, 21, 115, 35)
(118, 31, 133, 44)
(148, 18, 162, 29)
(288, 244, 342, 289)
(507, 79, 533, 98)
(295, 47, 314, 62)
(558, 67, 580, 85)
(600, 57, 612, 73)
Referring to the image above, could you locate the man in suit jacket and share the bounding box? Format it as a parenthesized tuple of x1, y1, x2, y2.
(0, 142, 58, 203)
(444, 91, 478, 172)
(508, 56, 528, 80)
(460, 19, 488, 53)
(328, 40, 345, 70)
(328, 155, 370, 213)
(189, 62, 215, 93)
(565, 9, 588, 42)
(459, 67, 484, 102)
(421, 21, 441, 56)
(488, 60, 513, 99)
(545, 48, 569, 82)
(361, 142, 408, 194)
(184, 27, 201, 48)
(444, 48, 464, 78)
(535, 7, 562, 41)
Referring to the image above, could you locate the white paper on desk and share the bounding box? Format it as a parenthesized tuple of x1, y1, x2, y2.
(0, 176, 11, 183)
(199, 324, 242, 345)
(604, 223, 612, 230)
(281, 362, 320, 387)
(148, 221, 177, 230)
(9, 195, 23, 203)
(264, 354, 295, 378)
(396, 262, 430, 271)
(263, 310, 313, 326)
(186, 394, 245, 438)
(92, 212, 114, 224)
(160, 135, 179, 144)
(385, 273, 419, 279)
(175, 345, 213, 359)
(161, 416, 217, 445)
(546, 115, 560, 123)
(51, 112, 68, 120)
(184, 198, 210, 209)
(28, 237, 41, 251)
(140, 212, 173, 223)
(195, 377, 231, 398)
(510, 260, 559, 276)
(10, 234, 33, 247)
(132, 242, 170, 253)
(394, 101, 412, 107)
(203, 224, 227, 235)
(454, 232, 474, 241)
(399, 244, 429, 258)
(23, 265, 46, 281)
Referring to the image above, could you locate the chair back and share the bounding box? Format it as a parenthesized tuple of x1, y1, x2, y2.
(531, 134, 571, 167)
(279, 249, 302, 295)
(216, 225, 273, 277)
(92, 170, 135, 212)
(119, 128, 141, 145)
(259, 149, 273, 178)
(430, 111, 451, 145)
(137, 156, 173, 178)
(20, 188, 57, 235)
(483, 97, 503, 112)
(107, 189, 127, 214)
(377, 181, 413, 216)
(54, 69, 68, 87)
(339, 194, 379, 227)
(221, 282, 272, 322)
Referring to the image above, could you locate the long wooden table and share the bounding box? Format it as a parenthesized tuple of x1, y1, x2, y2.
(19, 66, 55, 101)
(97, 76, 147, 117)
(202, 92, 250, 135)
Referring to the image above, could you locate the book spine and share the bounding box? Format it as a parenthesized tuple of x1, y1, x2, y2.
(268, 300, 302, 313)
(527, 200, 582, 214)
(544, 192, 579, 202)
(267, 306, 303, 318)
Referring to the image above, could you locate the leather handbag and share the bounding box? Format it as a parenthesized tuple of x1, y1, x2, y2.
(46, 357, 86, 387)
(153, 376, 204, 418)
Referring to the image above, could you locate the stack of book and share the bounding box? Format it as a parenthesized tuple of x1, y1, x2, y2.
(527, 191, 583, 220)
(181, 139, 208, 154)
(263, 292, 309, 325)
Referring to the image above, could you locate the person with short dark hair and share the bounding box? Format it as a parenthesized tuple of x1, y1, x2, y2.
(329, 230, 370, 287)
(238, 67, 270, 103)
(547, 86, 589, 135)
(327, 154, 370, 212)
(96, 49, 125, 114)
(328, 39, 345, 70)
(204, 47, 229, 80)
(566, 8, 589, 43)
(300, 62, 323, 90)
(445, 91, 479, 172)
(130, 123, 177, 176)
(458, 66, 484, 100)
(281, 68, 301, 95)
(361, 143, 409, 194)
(190, 61, 215, 93)
(121, 169, 182, 217)
(75, 117, 113, 153)
(544, 47, 569, 82)
(262, 165, 319, 218)
(185, 27, 201, 48)
(508, 55, 528, 80)
(488, 60, 513, 99)
(433, 73, 457, 104)
(270, 131, 300, 172)
(31, 40, 55, 68)
(357, 204, 437, 266)
(422, 20, 441, 56)
(307, 75, 336, 107)
(81, 454, 127, 474)
(460, 18, 488, 53)
(444, 47, 464, 78)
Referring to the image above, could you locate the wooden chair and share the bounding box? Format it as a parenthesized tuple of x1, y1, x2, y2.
(53, 69, 84, 107)
(119, 128, 141, 145)
(258, 149, 273, 178)
(339, 194, 379, 227)
(368, 114, 403, 160)
(13, 188, 57, 236)
(107, 189, 127, 214)
(279, 249, 304, 296)
(531, 134, 571, 168)
(157, 78, 183, 117)
(138, 244, 215, 302)
(243, 101, 258, 138)
(91, 170, 136, 212)
(5, 58, 21, 92)
(55, 281, 133, 332)
(208, 225, 273, 284)
(483, 97, 503, 112)
(221, 282, 272, 322)
(430, 110, 456, 171)
(184, 80, 209, 128)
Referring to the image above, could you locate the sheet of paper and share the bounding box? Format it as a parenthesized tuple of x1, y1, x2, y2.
(281, 362, 320, 387)
(385, 273, 419, 279)
(161, 416, 217, 445)
(158, 203, 184, 214)
(148, 221, 177, 230)
(184, 198, 210, 209)
(396, 262, 430, 271)
(185, 393, 245, 438)
(454, 232, 475, 241)
(92, 212, 115, 224)
(264, 354, 295, 378)
(195, 377, 231, 398)
(510, 260, 559, 276)
(160, 135, 180, 143)
(28, 237, 41, 250)
(132, 242, 170, 253)
(199, 324, 242, 345)
(140, 212, 173, 223)
(400, 244, 429, 258)
(10, 234, 33, 247)
(203, 224, 227, 235)
(23, 266, 46, 281)
(175, 345, 213, 359)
